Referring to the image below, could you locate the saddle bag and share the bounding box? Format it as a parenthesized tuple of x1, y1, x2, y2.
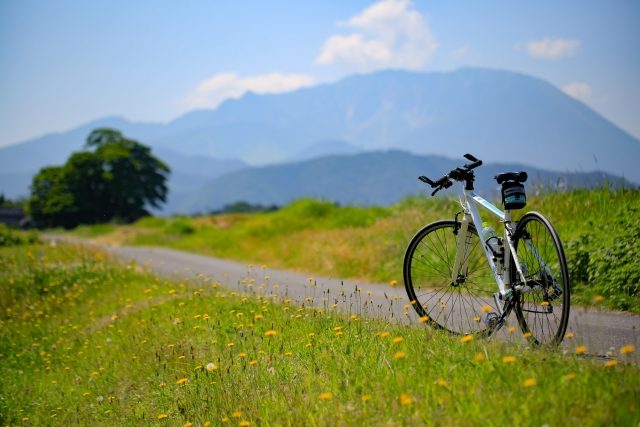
(501, 181, 526, 210)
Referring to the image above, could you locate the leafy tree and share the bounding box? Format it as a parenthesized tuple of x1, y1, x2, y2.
(27, 129, 170, 228)
(0, 194, 25, 209)
(28, 166, 77, 228)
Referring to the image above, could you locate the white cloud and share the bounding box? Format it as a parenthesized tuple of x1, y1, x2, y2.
(449, 45, 469, 60)
(563, 82, 592, 101)
(183, 72, 317, 110)
(316, 0, 437, 72)
(527, 37, 580, 59)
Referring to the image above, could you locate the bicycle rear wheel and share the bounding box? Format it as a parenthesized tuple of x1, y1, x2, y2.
(403, 220, 502, 335)
(511, 212, 570, 345)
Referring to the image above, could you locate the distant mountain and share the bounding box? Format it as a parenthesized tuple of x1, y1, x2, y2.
(2, 67, 639, 206)
(176, 150, 632, 214)
(162, 68, 640, 181)
(292, 140, 361, 162)
(150, 147, 246, 214)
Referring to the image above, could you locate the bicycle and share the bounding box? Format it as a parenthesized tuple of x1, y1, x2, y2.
(403, 154, 570, 345)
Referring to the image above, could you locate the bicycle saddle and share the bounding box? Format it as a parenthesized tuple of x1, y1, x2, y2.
(495, 171, 528, 184)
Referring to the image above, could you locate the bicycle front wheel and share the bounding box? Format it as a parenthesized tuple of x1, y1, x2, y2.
(403, 220, 501, 335)
(512, 212, 570, 345)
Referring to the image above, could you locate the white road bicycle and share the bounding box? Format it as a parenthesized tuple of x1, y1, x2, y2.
(403, 154, 570, 345)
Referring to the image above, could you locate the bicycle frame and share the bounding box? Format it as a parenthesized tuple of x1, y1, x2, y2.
(451, 187, 529, 308)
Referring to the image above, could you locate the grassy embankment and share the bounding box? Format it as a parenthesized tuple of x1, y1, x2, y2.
(76, 187, 640, 312)
(1, 234, 638, 426)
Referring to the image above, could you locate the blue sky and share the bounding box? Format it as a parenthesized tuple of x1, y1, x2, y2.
(1, 0, 639, 147)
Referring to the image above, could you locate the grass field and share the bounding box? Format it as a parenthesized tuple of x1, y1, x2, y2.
(75, 187, 640, 312)
(1, 240, 638, 426)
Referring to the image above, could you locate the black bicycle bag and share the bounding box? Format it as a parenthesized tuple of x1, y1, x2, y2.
(501, 181, 526, 210)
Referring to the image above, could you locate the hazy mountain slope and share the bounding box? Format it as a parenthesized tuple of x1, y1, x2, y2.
(161, 68, 640, 181)
(177, 150, 630, 214)
(2, 67, 639, 203)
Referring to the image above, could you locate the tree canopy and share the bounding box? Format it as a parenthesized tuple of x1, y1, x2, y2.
(27, 129, 170, 228)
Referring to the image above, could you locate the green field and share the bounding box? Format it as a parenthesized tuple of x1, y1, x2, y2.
(1, 240, 638, 426)
(75, 187, 640, 312)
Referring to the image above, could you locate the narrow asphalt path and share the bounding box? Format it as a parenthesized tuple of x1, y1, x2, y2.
(107, 244, 639, 361)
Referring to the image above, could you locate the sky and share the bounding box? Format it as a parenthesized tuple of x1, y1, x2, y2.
(1, 0, 639, 148)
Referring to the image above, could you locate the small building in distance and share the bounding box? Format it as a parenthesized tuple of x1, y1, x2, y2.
(0, 207, 27, 228)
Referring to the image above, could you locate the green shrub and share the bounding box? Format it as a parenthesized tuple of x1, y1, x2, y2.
(0, 224, 38, 247)
(164, 217, 195, 235)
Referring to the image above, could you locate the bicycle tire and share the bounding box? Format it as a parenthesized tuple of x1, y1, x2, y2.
(511, 212, 570, 345)
(403, 220, 504, 335)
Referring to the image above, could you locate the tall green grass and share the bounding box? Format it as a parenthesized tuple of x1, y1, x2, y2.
(1, 242, 638, 425)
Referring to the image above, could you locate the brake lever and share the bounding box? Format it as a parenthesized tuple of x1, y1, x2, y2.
(431, 186, 441, 197)
(419, 175, 435, 187)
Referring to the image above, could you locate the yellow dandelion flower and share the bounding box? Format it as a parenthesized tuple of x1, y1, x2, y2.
(335, 331, 344, 336)
(564, 372, 576, 381)
(305, 342, 312, 348)
(399, 393, 412, 405)
(319, 392, 333, 400)
(254, 314, 264, 320)
(249, 360, 258, 366)
(523, 378, 537, 388)
(419, 316, 429, 323)
(575, 345, 587, 355)
(221, 417, 229, 423)
(389, 280, 398, 286)
(238, 352, 247, 358)
(350, 314, 358, 321)
(473, 316, 481, 323)
(176, 377, 188, 385)
(435, 378, 448, 387)
(159, 382, 166, 388)
(565, 332, 574, 339)
(502, 356, 516, 364)
(378, 331, 391, 337)
(183, 422, 193, 427)
(473, 353, 486, 362)
(392, 337, 404, 344)
(394, 351, 406, 360)
(361, 394, 372, 402)
(604, 360, 618, 368)
(507, 326, 516, 334)
(227, 342, 234, 348)
(239, 422, 251, 427)
(594, 295, 605, 303)
(157, 413, 169, 420)
(481, 305, 492, 313)
(523, 331, 533, 338)
(460, 334, 473, 343)
(206, 363, 218, 372)
(284, 351, 293, 357)
(231, 411, 242, 418)
(264, 330, 277, 337)
(334, 326, 342, 332)
(620, 344, 635, 355)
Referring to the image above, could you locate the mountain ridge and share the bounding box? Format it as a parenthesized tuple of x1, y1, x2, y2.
(1, 67, 639, 204)
(176, 150, 631, 214)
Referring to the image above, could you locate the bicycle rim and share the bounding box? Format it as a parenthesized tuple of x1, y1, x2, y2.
(403, 220, 501, 335)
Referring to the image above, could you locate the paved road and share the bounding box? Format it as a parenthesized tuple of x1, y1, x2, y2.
(107, 245, 639, 361)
